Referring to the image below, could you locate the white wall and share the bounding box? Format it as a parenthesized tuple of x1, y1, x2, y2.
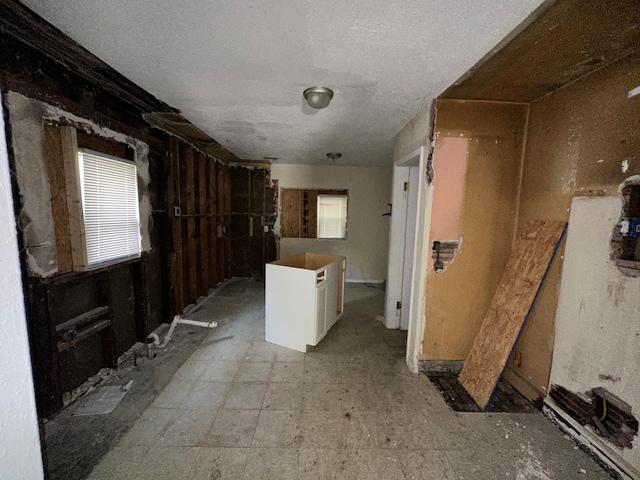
(550, 196, 640, 472)
(271, 164, 391, 282)
(0, 89, 45, 478)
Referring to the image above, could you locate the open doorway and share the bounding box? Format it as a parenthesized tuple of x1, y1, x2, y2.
(385, 146, 432, 372)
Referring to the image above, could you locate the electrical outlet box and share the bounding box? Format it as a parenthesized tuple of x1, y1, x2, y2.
(621, 218, 640, 237)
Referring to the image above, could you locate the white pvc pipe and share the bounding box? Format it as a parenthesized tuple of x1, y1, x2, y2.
(147, 315, 217, 352)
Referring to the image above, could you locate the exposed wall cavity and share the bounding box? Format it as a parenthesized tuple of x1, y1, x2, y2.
(549, 385, 638, 450)
(431, 239, 463, 273)
(6, 92, 152, 277)
(611, 177, 640, 277)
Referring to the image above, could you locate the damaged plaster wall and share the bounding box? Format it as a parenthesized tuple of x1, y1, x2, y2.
(508, 50, 640, 402)
(550, 195, 640, 471)
(0, 86, 44, 480)
(271, 164, 391, 282)
(421, 100, 527, 360)
(6, 92, 152, 277)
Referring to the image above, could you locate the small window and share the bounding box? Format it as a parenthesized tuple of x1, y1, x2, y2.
(280, 188, 348, 238)
(317, 194, 348, 239)
(78, 149, 141, 267)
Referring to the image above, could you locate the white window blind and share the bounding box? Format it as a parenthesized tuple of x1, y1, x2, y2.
(78, 149, 141, 267)
(317, 194, 348, 239)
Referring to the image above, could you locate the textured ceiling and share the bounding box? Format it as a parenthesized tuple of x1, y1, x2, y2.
(19, 0, 546, 166)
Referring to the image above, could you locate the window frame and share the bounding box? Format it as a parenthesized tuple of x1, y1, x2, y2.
(280, 188, 348, 239)
(77, 148, 142, 269)
(316, 193, 348, 240)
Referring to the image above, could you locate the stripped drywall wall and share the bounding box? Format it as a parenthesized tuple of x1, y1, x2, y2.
(507, 50, 640, 401)
(0, 86, 45, 479)
(421, 100, 527, 361)
(271, 164, 391, 282)
(6, 91, 152, 277)
(550, 196, 640, 472)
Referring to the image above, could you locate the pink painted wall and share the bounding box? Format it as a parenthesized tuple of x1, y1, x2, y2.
(429, 137, 469, 242)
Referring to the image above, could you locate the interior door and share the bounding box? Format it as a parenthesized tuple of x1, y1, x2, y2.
(400, 166, 420, 330)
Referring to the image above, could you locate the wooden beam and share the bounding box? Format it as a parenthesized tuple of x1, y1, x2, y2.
(209, 159, 219, 287)
(59, 126, 88, 269)
(197, 152, 210, 293)
(0, 0, 174, 115)
(168, 137, 184, 312)
(44, 125, 73, 271)
(223, 165, 231, 279)
(185, 146, 197, 305)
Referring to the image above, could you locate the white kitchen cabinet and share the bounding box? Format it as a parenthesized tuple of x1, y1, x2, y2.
(265, 253, 345, 352)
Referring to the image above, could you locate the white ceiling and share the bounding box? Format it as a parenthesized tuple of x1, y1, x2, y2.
(20, 0, 545, 166)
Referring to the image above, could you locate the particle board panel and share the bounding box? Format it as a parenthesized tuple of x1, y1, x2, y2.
(458, 220, 566, 410)
(304, 190, 318, 239)
(281, 188, 301, 238)
(441, 0, 640, 103)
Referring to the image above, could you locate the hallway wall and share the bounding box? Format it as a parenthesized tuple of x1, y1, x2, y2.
(0, 86, 44, 479)
(421, 100, 528, 360)
(271, 164, 391, 282)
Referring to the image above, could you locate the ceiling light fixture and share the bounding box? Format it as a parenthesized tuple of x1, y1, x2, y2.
(326, 152, 342, 161)
(304, 86, 334, 109)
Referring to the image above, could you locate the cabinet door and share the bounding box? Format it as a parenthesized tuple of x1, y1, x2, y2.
(315, 283, 328, 344)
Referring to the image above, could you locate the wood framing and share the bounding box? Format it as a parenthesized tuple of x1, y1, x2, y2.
(229, 167, 277, 278)
(167, 137, 231, 313)
(44, 125, 73, 271)
(281, 188, 347, 239)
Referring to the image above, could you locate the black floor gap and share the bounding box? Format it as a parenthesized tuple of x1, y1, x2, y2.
(425, 373, 539, 413)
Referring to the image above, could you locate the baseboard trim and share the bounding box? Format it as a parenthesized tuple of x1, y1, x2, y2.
(345, 279, 385, 284)
(418, 359, 464, 375)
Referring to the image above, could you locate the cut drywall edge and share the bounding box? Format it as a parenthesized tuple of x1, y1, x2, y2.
(618, 175, 640, 194)
(7, 92, 153, 278)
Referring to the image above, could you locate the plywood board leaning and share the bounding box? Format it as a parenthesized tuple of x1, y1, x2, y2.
(459, 220, 566, 410)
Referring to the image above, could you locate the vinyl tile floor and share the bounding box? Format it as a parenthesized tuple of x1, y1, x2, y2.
(87, 279, 613, 480)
